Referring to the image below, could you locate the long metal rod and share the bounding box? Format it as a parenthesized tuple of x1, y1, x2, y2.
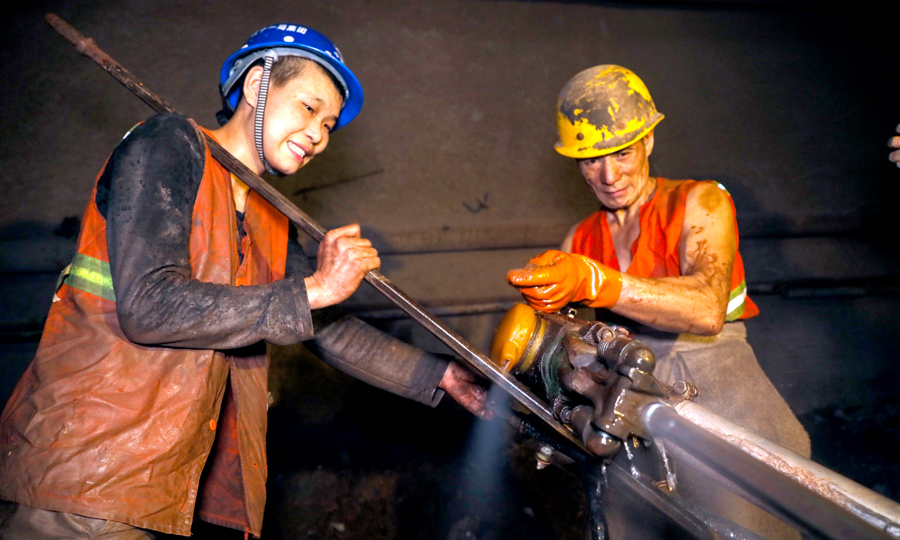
(643, 403, 898, 540)
(44, 13, 583, 448)
(670, 401, 900, 538)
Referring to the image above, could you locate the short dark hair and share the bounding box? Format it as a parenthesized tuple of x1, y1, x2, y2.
(270, 56, 344, 102)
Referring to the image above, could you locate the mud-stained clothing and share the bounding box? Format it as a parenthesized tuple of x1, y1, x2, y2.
(569, 178, 808, 540)
(570, 177, 758, 321)
(0, 113, 447, 537)
(602, 323, 810, 540)
(0, 502, 154, 540)
(568, 176, 807, 453)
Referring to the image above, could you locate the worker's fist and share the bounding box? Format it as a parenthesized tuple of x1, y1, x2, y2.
(305, 224, 380, 309)
(506, 250, 622, 313)
(889, 123, 900, 168)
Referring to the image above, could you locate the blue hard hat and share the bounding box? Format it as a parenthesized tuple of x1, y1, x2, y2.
(219, 23, 363, 130)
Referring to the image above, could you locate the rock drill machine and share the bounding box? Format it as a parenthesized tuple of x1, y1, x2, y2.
(487, 303, 900, 540)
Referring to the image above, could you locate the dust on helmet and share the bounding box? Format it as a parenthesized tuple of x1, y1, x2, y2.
(555, 65, 663, 159)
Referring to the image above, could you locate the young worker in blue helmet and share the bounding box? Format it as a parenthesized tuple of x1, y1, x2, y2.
(0, 23, 490, 539)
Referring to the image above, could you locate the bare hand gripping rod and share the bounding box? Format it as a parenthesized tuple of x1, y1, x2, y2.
(43, 13, 583, 448)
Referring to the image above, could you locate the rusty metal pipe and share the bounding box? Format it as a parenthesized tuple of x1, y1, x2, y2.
(643, 403, 900, 540)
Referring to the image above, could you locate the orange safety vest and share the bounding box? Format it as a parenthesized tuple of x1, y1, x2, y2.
(0, 123, 287, 536)
(570, 178, 758, 321)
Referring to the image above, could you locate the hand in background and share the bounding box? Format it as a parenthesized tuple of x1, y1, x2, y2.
(888, 123, 900, 167)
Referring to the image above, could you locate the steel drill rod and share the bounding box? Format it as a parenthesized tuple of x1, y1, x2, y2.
(643, 403, 896, 540)
(671, 401, 900, 538)
(44, 13, 583, 448)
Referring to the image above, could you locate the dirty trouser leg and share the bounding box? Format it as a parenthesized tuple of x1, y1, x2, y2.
(645, 322, 810, 457)
(632, 321, 809, 540)
(0, 502, 155, 540)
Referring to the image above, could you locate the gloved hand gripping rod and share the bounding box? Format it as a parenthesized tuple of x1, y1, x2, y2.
(43, 13, 583, 448)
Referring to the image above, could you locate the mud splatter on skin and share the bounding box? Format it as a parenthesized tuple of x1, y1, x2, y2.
(683, 182, 735, 302)
(696, 185, 724, 214)
(685, 238, 730, 297)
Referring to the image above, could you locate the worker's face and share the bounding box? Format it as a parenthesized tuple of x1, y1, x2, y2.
(577, 133, 654, 211)
(259, 64, 343, 175)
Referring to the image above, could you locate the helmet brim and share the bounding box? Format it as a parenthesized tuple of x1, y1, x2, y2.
(555, 114, 663, 159)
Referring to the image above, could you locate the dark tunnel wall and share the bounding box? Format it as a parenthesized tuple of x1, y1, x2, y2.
(1, 0, 899, 535)
(4, 0, 897, 410)
(5, 1, 899, 238)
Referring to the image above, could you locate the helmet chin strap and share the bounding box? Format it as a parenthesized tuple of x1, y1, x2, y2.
(254, 56, 284, 176)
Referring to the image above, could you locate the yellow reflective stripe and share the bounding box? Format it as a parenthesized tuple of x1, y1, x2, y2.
(725, 279, 747, 321)
(63, 253, 116, 302)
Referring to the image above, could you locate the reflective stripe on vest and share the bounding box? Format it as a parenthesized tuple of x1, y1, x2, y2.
(63, 252, 117, 302)
(726, 279, 747, 322)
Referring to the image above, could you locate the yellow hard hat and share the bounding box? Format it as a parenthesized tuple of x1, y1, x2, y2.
(555, 65, 664, 159)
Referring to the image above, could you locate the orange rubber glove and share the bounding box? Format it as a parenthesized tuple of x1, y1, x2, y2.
(506, 250, 623, 313)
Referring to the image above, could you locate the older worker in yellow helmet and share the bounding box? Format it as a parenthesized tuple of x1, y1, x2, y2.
(507, 65, 809, 539)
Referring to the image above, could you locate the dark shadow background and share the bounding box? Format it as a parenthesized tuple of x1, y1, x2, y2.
(1, 0, 899, 538)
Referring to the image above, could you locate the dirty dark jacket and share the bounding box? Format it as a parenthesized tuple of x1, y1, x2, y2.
(0, 114, 447, 537)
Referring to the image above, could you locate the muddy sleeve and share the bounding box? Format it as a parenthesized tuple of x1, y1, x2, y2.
(285, 231, 448, 406)
(104, 113, 314, 349)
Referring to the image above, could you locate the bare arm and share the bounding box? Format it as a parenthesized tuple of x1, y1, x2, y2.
(609, 182, 735, 334)
(556, 183, 735, 334)
(560, 222, 578, 253)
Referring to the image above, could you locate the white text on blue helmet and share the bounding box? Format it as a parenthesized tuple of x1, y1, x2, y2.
(277, 24, 308, 34)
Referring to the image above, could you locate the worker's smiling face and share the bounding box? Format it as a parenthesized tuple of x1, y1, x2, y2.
(577, 133, 654, 211)
(261, 64, 343, 175)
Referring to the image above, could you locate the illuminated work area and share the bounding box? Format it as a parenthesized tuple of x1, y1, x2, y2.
(0, 0, 898, 538)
